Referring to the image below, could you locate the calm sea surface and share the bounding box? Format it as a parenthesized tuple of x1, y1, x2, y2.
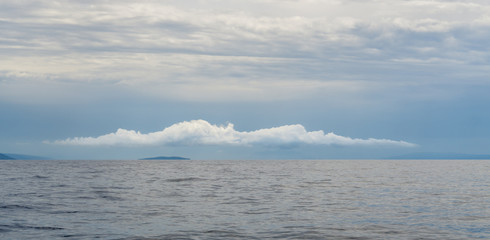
(0, 160, 488, 239)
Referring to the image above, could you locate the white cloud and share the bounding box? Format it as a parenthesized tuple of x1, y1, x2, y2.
(47, 120, 416, 147)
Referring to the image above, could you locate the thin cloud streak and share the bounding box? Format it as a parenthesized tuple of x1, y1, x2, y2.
(47, 120, 416, 147)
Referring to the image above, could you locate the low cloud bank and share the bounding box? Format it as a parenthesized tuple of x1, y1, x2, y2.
(48, 120, 416, 147)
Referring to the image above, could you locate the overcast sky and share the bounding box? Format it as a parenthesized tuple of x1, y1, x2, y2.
(1, 0, 490, 159)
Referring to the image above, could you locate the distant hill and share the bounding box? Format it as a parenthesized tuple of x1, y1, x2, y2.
(139, 156, 190, 160)
(0, 153, 50, 160)
(0, 153, 15, 160)
(389, 152, 490, 160)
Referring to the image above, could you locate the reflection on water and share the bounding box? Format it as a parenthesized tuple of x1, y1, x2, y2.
(0, 160, 489, 239)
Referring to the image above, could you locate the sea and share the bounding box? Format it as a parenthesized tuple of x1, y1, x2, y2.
(0, 160, 488, 240)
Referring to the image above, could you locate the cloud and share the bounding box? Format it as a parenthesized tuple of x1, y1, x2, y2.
(47, 120, 416, 147)
(2, 0, 490, 104)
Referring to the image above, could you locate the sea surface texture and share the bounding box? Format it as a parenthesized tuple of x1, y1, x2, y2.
(0, 160, 488, 239)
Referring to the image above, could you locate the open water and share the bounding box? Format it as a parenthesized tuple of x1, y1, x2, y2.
(0, 160, 489, 239)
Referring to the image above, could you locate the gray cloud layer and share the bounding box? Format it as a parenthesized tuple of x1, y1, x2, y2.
(48, 120, 416, 147)
(1, 0, 490, 103)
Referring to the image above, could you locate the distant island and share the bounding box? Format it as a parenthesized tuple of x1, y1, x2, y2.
(389, 152, 490, 160)
(0, 153, 15, 160)
(0, 153, 50, 160)
(139, 156, 190, 160)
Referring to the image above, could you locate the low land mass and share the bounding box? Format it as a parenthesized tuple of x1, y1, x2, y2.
(0, 153, 15, 160)
(0, 153, 50, 160)
(139, 156, 190, 160)
(389, 152, 490, 160)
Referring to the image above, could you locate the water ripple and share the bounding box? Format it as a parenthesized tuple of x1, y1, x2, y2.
(0, 160, 488, 239)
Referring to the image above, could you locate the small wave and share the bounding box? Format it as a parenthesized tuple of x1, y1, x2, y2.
(59, 234, 88, 238)
(165, 177, 205, 182)
(110, 186, 135, 190)
(0, 226, 11, 233)
(265, 230, 333, 240)
(99, 195, 124, 201)
(77, 170, 105, 174)
(49, 210, 80, 214)
(203, 229, 254, 238)
(29, 226, 64, 230)
(0, 204, 35, 210)
(92, 190, 125, 201)
(240, 209, 271, 215)
(119, 230, 260, 240)
(76, 196, 97, 200)
(50, 184, 69, 188)
(0, 224, 64, 231)
(33, 175, 50, 179)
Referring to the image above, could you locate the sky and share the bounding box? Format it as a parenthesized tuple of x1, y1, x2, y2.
(1, 0, 490, 159)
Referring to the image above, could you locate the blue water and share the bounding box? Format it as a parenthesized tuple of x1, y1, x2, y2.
(0, 160, 489, 239)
